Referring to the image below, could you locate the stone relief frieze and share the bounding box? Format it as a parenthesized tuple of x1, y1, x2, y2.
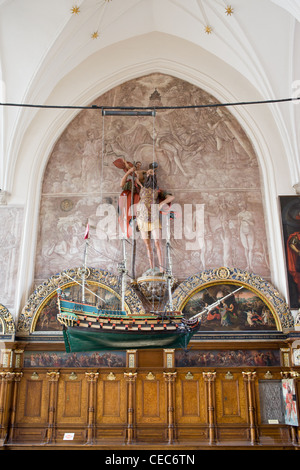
(0, 206, 23, 310)
(35, 73, 270, 284)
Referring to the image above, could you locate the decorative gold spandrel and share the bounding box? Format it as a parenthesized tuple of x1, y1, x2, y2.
(216, 267, 230, 279)
(0, 304, 15, 335)
(295, 309, 300, 330)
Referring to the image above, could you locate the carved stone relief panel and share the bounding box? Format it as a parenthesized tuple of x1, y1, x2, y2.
(35, 73, 269, 283)
(0, 207, 23, 310)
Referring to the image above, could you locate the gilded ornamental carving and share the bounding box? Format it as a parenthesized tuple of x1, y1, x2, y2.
(171, 267, 294, 330)
(17, 267, 146, 333)
(0, 304, 15, 336)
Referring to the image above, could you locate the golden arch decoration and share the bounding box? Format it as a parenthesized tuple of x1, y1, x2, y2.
(17, 267, 146, 334)
(0, 304, 15, 337)
(171, 267, 294, 331)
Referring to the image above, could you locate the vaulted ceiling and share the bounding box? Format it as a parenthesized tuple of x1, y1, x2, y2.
(1, 0, 300, 313)
(0, 0, 297, 102)
(1, 0, 300, 195)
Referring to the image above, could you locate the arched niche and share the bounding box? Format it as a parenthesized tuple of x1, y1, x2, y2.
(171, 267, 294, 331)
(17, 267, 145, 334)
(34, 73, 271, 286)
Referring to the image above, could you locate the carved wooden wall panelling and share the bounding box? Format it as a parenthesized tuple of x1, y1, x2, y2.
(14, 370, 50, 443)
(96, 371, 127, 442)
(56, 370, 88, 443)
(0, 373, 15, 444)
(1, 348, 300, 449)
(215, 371, 248, 442)
(175, 371, 206, 443)
(135, 371, 167, 442)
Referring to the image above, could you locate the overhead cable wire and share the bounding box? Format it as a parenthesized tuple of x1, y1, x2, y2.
(0, 95, 300, 111)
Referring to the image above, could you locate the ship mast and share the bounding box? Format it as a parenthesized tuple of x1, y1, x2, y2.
(130, 169, 136, 280)
(165, 210, 173, 310)
(119, 208, 128, 311)
(81, 224, 89, 303)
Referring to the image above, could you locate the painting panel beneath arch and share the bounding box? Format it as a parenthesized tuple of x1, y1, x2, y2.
(34, 282, 122, 332)
(182, 283, 277, 332)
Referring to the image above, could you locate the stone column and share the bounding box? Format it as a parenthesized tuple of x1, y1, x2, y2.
(203, 371, 216, 445)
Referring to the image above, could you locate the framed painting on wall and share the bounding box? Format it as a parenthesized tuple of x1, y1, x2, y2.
(282, 379, 299, 426)
(279, 196, 300, 308)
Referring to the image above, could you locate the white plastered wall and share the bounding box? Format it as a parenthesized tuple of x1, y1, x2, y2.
(7, 32, 294, 319)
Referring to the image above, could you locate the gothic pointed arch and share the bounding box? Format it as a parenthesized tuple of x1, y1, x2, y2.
(34, 73, 271, 288)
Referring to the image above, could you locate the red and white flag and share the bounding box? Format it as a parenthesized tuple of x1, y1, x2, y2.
(84, 223, 89, 240)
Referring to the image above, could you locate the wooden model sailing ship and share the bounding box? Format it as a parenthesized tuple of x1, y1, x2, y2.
(57, 275, 241, 352)
(56, 202, 201, 352)
(56, 205, 242, 352)
(56, 109, 240, 352)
